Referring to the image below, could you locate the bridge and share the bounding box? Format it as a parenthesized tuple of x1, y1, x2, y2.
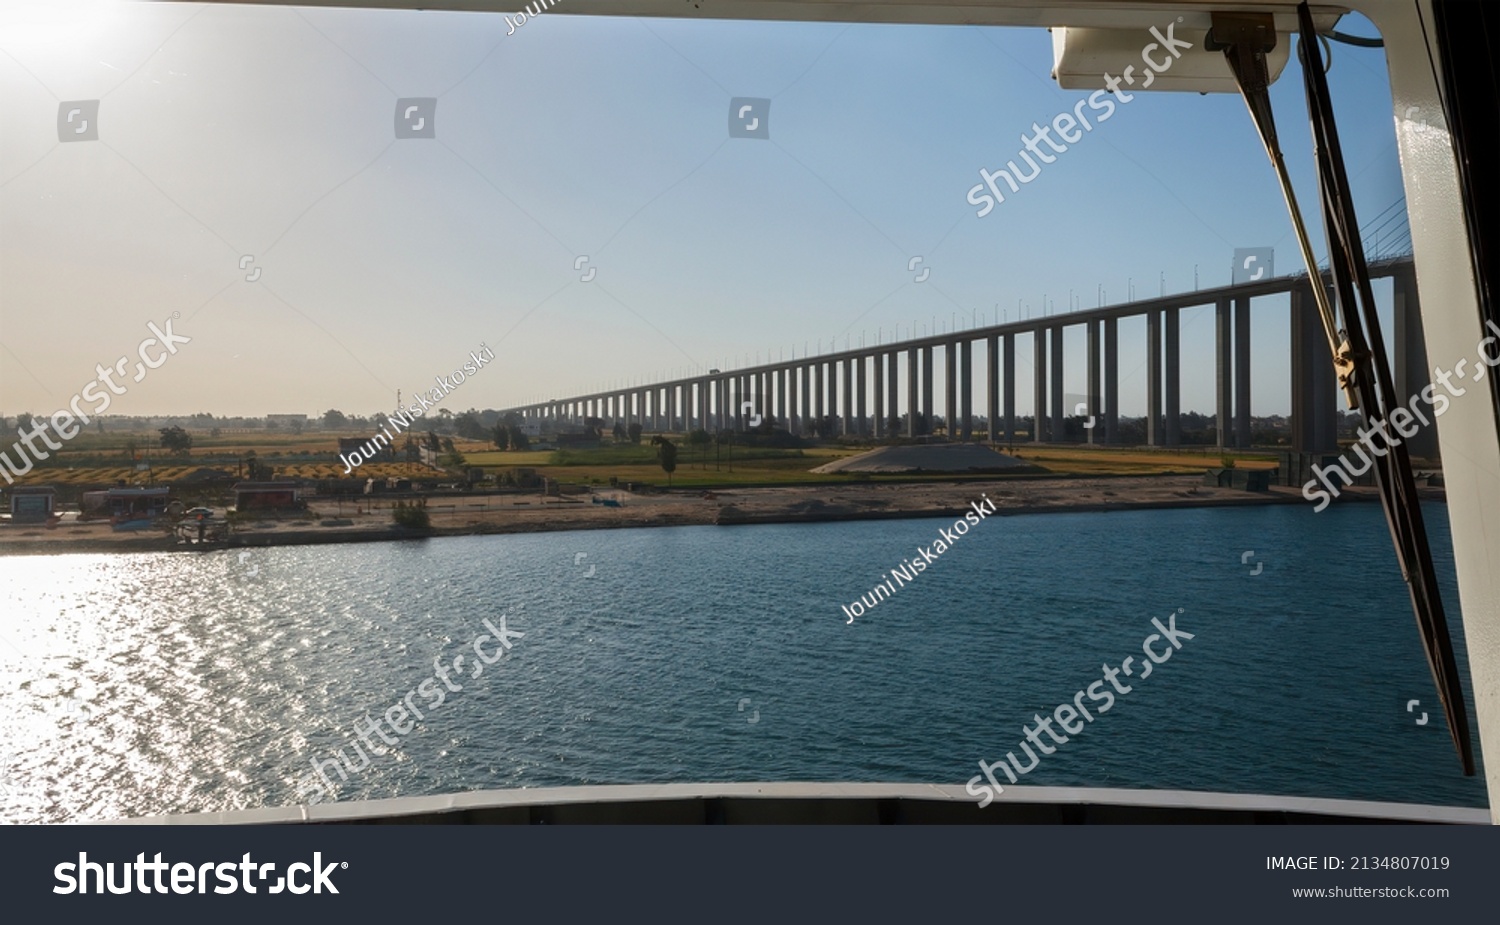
(499, 255, 1428, 457)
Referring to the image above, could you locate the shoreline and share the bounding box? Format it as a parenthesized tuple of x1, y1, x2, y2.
(0, 475, 1408, 557)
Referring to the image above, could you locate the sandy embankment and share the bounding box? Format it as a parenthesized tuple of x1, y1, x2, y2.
(0, 475, 1388, 556)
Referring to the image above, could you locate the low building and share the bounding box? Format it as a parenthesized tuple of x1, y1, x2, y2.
(9, 486, 57, 522)
(233, 481, 303, 511)
(105, 487, 171, 520)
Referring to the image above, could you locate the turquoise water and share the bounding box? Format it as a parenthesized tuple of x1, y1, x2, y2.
(0, 501, 1486, 822)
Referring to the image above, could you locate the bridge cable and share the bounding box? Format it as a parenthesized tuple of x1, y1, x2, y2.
(1213, 5, 1474, 774)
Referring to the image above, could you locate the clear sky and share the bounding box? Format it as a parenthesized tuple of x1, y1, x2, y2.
(0, 1, 1404, 421)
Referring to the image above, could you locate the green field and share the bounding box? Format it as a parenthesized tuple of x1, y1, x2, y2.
(14, 420, 1279, 492)
(462, 440, 1277, 490)
(465, 443, 854, 488)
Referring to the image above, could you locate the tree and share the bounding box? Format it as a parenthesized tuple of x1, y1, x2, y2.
(15, 412, 33, 434)
(404, 435, 420, 461)
(653, 435, 678, 486)
(627, 422, 643, 444)
(507, 425, 530, 451)
(687, 429, 711, 469)
(492, 423, 510, 451)
(426, 431, 442, 453)
(613, 421, 626, 442)
(455, 409, 486, 440)
(289, 418, 304, 434)
(243, 451, 273, 481)
(158, 425, 193, 455)
(392, 500, 430, 529)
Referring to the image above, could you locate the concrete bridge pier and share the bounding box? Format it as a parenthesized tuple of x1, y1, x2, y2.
(818, 362, 829, 427)
(1050, 326, 1064, 444)
(1003, 333, 1016, 442)
(768, 370, 778, 430)
(798, 365, 809, 435)
(761, 371, 770, 428)
(1216, 297, 1234, 448)
(1104, 318, 1119, 444)
(1165, 309, 1181, 446)
(1146, 310, 1162, 446)
(842, 358, 854, 435)
(1290, 281, 1339, 453)
(1235, 295, 1252, 448)
(786, 364, 798, 428)
(824, 360, 832, 430)
(887, 352, 899, 436)
(986, 335, 999, 443)
(944, 341, 957, 438)
(921, 345, 934, 436)
(906, 347, 918, 437)
(960, 340, 973, 441)
(857, 355, 869, 437)
(745, 375, 754, 430)
(1033, 330, 1047, 443)
(1087, 321, 1101, 446)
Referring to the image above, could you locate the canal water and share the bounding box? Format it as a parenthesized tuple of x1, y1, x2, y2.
(0, 501, 1486, 822)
